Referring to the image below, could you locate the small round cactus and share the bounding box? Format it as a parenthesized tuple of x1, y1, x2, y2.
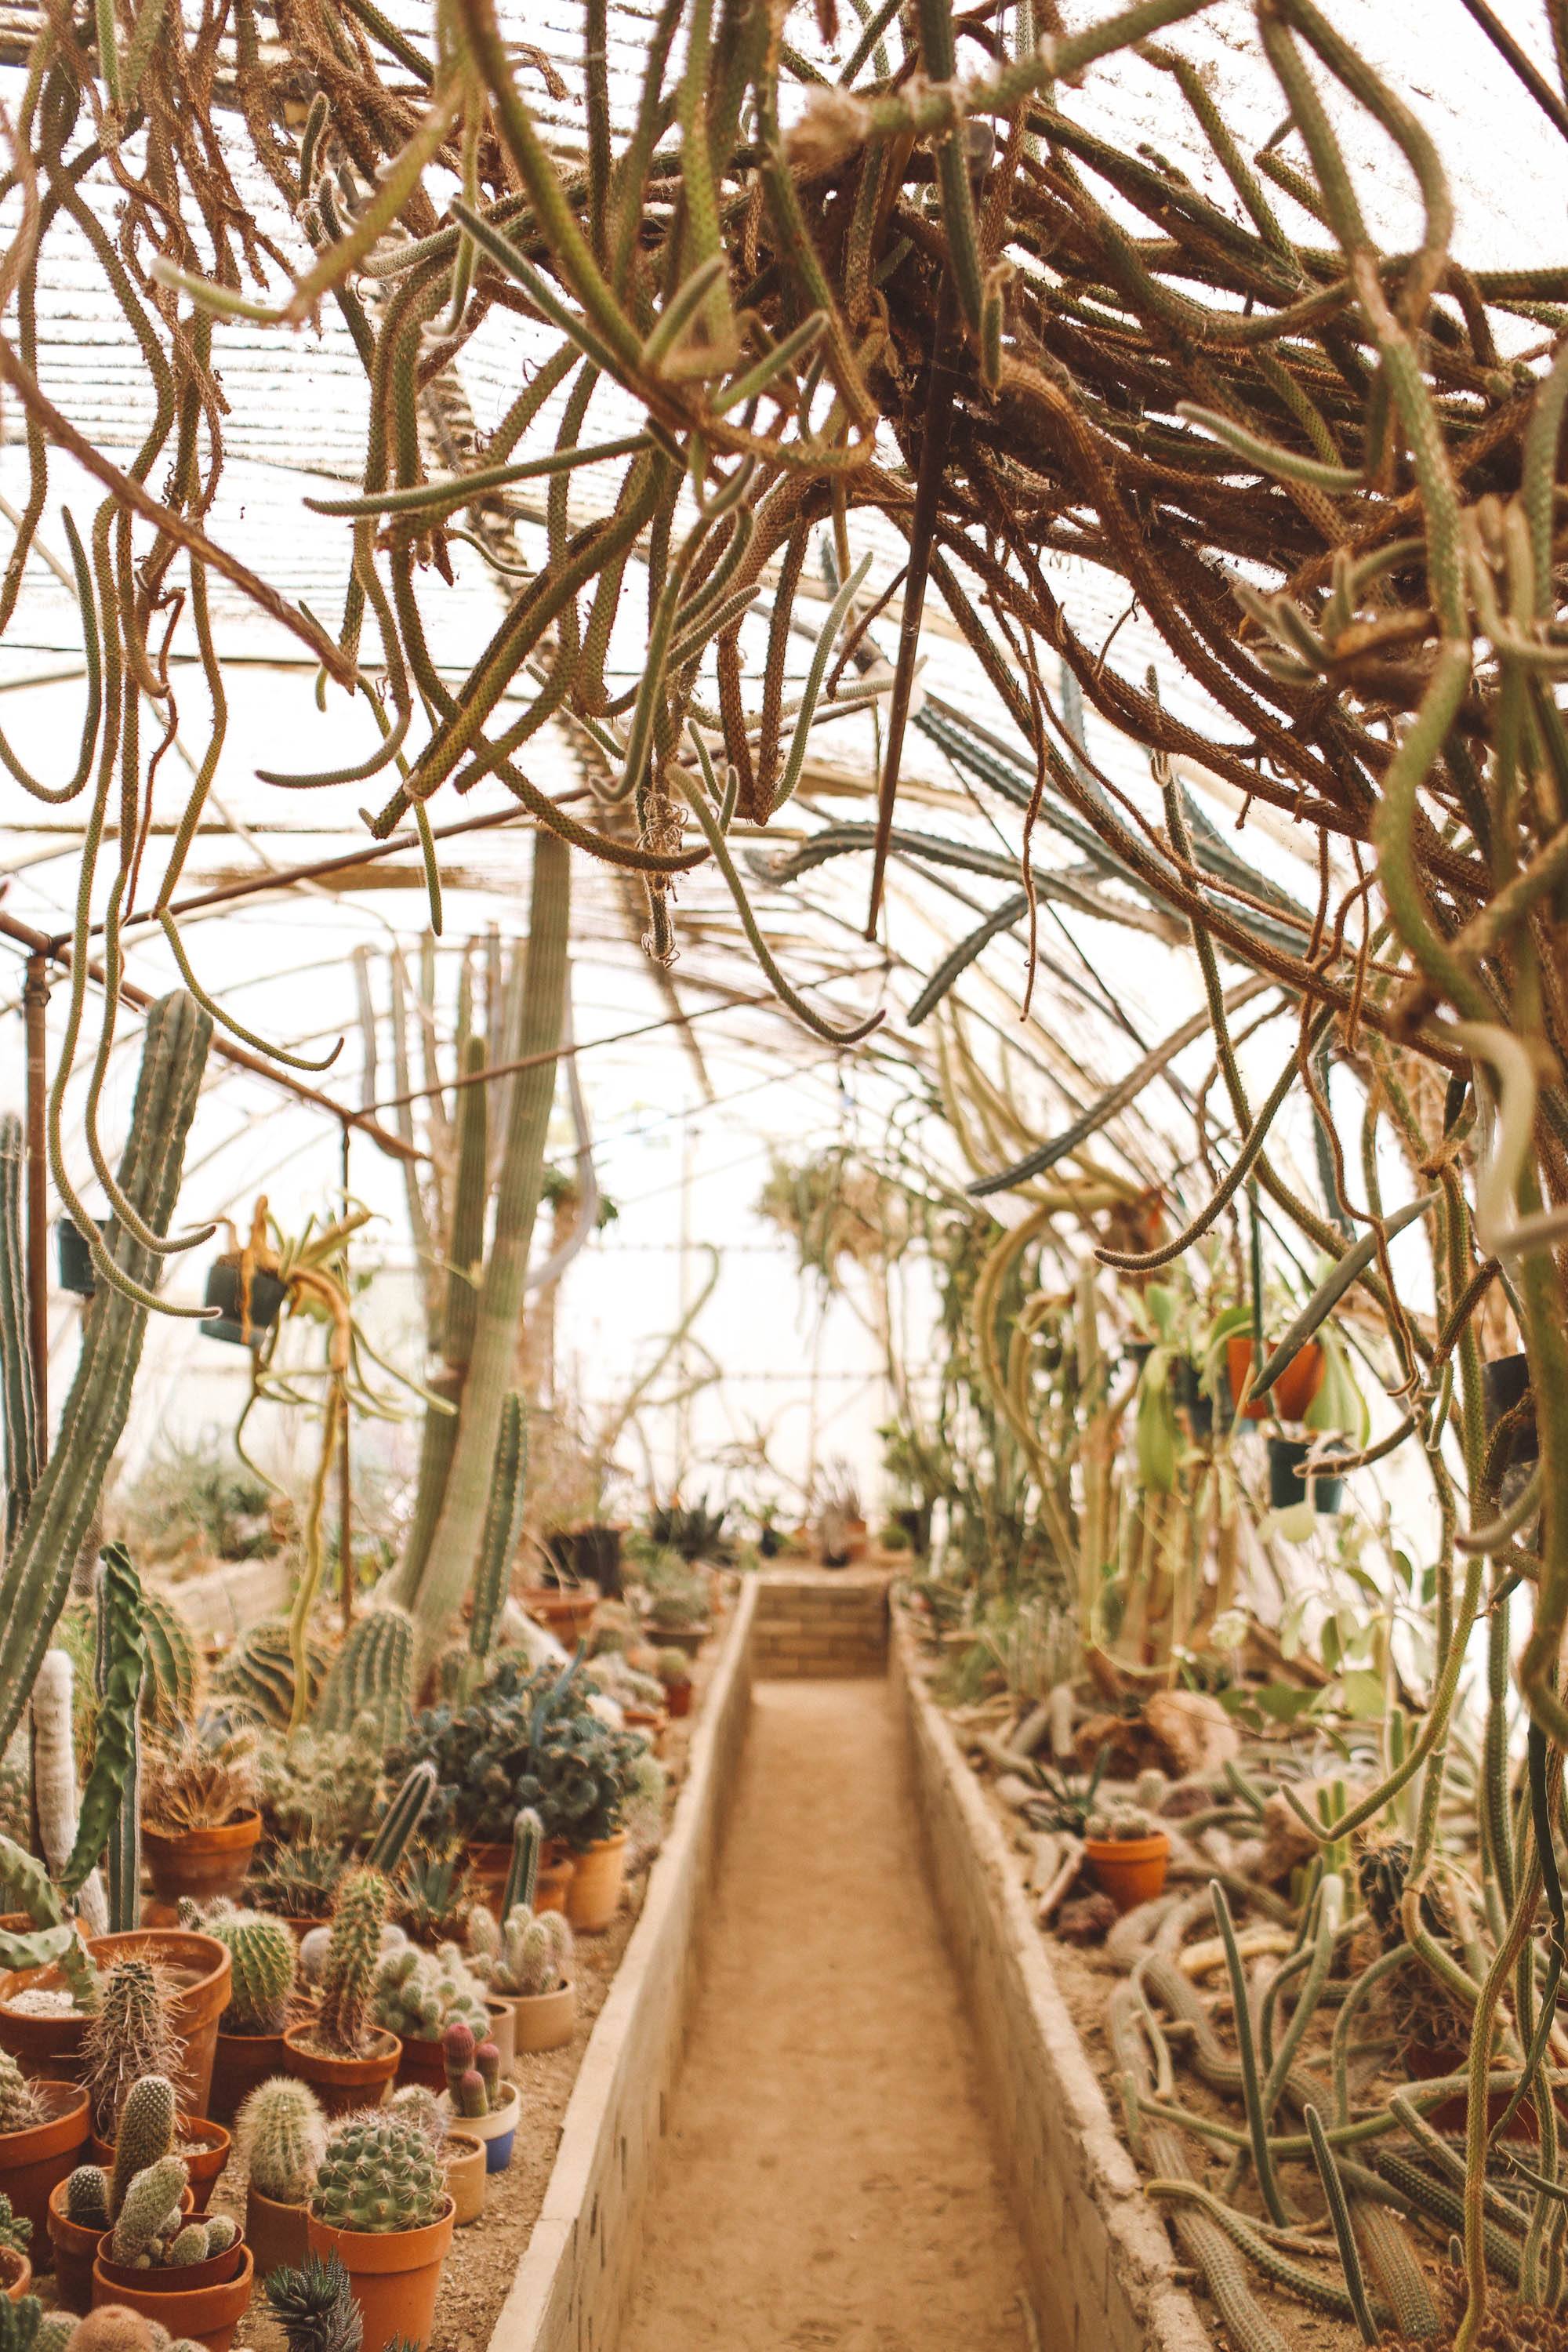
(65, 2166, 111, 2229)
(236, 2076, 326, 2206)
(1084, 1803, 1156, 1842)
(310, 2111, 445, 2234)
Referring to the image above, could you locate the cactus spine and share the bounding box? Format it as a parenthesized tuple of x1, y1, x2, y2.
(470, 1395, 526, 1667)
(314, 1608, 415, 1743)
(0, 1114, 40, 1553)
(315, 1868, 389, 2056)
(209, 1911, 296, 2034)
(311, 2111, 445, 2233)
(0, 993, 212, 1752)
(236, 2077, 326, 2206)
(503, 1808, 543, 1918)
(138, 1590, 201, 1737)
(364, 1762, 437, 1875)
(107, 2075, 177, 2218)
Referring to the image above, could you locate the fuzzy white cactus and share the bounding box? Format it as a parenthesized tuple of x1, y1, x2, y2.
(32, 1650, 107, 1936)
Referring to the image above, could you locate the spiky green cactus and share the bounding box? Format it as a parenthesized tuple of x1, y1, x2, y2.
(138, 1590, 201, 1739)
(479, 1907, 572, 1999)
(236, 2076, 326, 2206)
(364, 1764, 437, 1876)
(469, 1396, 526, 1667)
(501, 1808, 542, 1920)
(0, 2050, 42, 2134)
(0, 991, 212, 1755)
(370, 1944, 486, 2043)
(315, 1868, 390, 2058)
(84, 1964, 180, 2141)
(0, 2297, 67, 2352)
(311, 2111, 445, 2234)
(91, 1544, 145, 1936)
(263, 2250, 363, 2352)
(109, 2154, 188, 2264)
(314, 1611, 415, 1744)
(0, 1114, 40, 1555)
(167, 2223, 210, 2267)
(107, 2075, 177, 2222)
(209, 1911, 296, 2034)
(64, 2166, 109, 2228)
(210, 1618, 330, 1731)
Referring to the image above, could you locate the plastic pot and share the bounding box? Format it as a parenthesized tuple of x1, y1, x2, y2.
(0, 2245, 31, 2300)
(56, 1216, 109, 1298)
(90, 2114, 229, 2213)
(1083, 1834, 1171, 1915)
(200, 1257, 288, 1348)
(91, 2241, 254, 2352)
(245, 2181, 310, 2283)
(436, 2085, 519, 2174)
(89, 1932, 231, 2120)
(282, 2022, 400, 2118)
(466, 1842, 572, 1920)
(209, 2026, 289, 2125)
(0, 2078, 89, 2261)
(508, 1980, 576, 2055)
(565, 1833, 627, 1934)
(1483, 1351, 1538, 1468)
(1267, 1435, 1345, 1515)
(96, 2230, 245, 2296)
(143, 1813, 262, 1907)
(445, 2132, 486, 2227)
(306, 2196, 454, 2352)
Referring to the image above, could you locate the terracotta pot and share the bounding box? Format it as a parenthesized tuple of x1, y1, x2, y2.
(565, 1834, 627, 1933)
(48, 2179, 101, 2313)
(91, 2241, 254, 2352)
(142, 1813, 262, 1907)
(393, 2036, 448, 2093)
(466, 1842, 572, 1920)
(622, 1704, 667, 1755)
(444, 2132, 486, 2227)
(435, 2085, 518, 2173)
(1083, 1834, 1171, 1915)
(0, 2245, 31, 2299)
(0, 2077, 89, 2261)
(649, 1622, 707, 1659)
(246, 2182, 310, 2283)
(0, 1955, 92, 2082)
(1225, 1335, 1324, 1425)
(91, 1933, 231, 2119)
(282, 2022, 400, 2118)
(209, 2026, 289, 2125)
(509, 1980, 576, 2055)
(96, 2229, 245, 2295)
(91, 2114, 230, 2214)
(664, 1682, 692, 1721)
(483, 1998, 516, 2075)
(517, 1588, 597, 1643)
(306, 2197, 454, 2352)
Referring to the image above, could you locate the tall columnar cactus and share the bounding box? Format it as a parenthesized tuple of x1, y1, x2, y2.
(236, 2077, 326, 2207)
(0, 993, 211, 1752)
(209, 1911, 296, 2034)
(138, 1590, 201, 1737)
(387, 840, 572, 1657)
(311, 2111, 445, 2234)
(0, 1114, 40, 1555)
(315, 1868, 390, 2057)
(314, 1608, 415, 1744)
(502, 1807, 543, 1919)
(106, 2074, 177, 2217)
(364, 1762, 437, 1875)
(469, 1395, 526, 1668)
(29, 1651, 100, 1935)
(92, 1546, 144, 1936)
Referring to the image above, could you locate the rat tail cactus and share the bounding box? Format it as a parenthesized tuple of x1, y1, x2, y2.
(316, 1869, 390, 2057)
(107, 2076, 177, 2221)
(236, 2077, 326, 2207)
(311, 2112, 445, 2234)
(209, 1911, 296, 2035)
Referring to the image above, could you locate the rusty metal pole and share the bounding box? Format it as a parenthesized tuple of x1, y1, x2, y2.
(21, 954, 49, 1437)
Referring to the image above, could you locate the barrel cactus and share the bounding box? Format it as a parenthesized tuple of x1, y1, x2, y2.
(310, 2111, 445, 2234)
(235, 2077, 326, 2207)
(208, 1910, 296, 2034)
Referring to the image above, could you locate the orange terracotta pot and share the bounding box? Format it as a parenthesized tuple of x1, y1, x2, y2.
(517, 1588, 598, 1643)
(1083, 1834, 1171, 1915)
(0, 1931, 230, 2118)
(91, 2114, 230, 2212)
(622, 1704, 667, 1755)
(393, 2036, 448, 2093)
(49, 2180, 194, 2315)
(306, 2198, 454, 2352)
(565, 1834, 626, 1934)
(0, 1955, 91, 2081)
(209, 2027, 289, 2125)
(142, 1813, 262, 1907)
(245, 2183, 309, 2283)
(281, 2022, 400, 2118)
(91, 2241, 254, 2352)
(96, 2230, 245, 2296)
(0, 2077, 89, 2262)
(664, 1681, 693, 1720)
(466, 1842, 572, 1920)
(0, 2245, 31, 2300)
(1225, 1335, 1324, 1425)
(483, 1998, 516, 2075)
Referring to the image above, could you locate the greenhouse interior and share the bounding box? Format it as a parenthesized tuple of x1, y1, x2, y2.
(7, 0, 1568, 2344)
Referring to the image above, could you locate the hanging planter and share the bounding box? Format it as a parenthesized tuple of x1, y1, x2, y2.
(56, 1216, 110, 1298)
(1483, 1351, 1538, 1468)
(1267, 1435, 1346, 1515)
(199, 1253, 288, 1348)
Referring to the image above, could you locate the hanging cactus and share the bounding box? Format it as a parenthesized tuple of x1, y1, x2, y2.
(502, 1807, 543, 1919)
(0, 992, 212, 1754)
(469, 1395, 526, 1667)
(314, 1608, 415, 1744)
(364, 1762, 437, 1875)
(0, 1115, 40, 1555)
(315, 1868, 390, 2058)
(237, 2076, 326, 2207)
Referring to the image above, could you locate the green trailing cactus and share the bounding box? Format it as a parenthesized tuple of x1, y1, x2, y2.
(107, 2074, 178, 2221)
(501, 1808, 542, 1920)
(469, 1395, 526, 1668)
(237, 2076, 327, 2207)
(263, 2252, 364, 2352)
(314, 1868, 390, 2058)
(0, 2052, 42, 2136)
(90, 1545, 145, 1936)
(310, 2111, 445, 2234)
(314, 1610, 415, 1744)
(0, 1116, 40, 1555)
(0, 993, 211, 1755)
(365, 1763, 437, 1875)
(83, 1965, 181, 2140)
(207, 1910, 296, 2035)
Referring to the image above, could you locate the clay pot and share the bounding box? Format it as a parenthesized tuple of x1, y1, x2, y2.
(96, 2229, 245, 2296)
(209, 2027, 289, 2125)
(142, 1813, 262, 1907)
(664, 1681, 692, 1721)
(0, 1955, 92, 2081)
(0, 1932, 230, 2117)
(483, 1998, 516, 2076)
(509, 1980, 576, 2055)
(91, 2241, 254, 2352)
(517, 1588, 598, 1643)
(282, 2022, 400, 2118)
(622, 1704, 667, 1755)
(0, 2245, 31, 2299)
(1225, 1335, 1324, 1425)
(651, 1622, 707, 1659)
(245, 2182, 310, 2283)
(444, 2132, 486, 2227)
(436, 2085, 518, 2174)
(306, 2196, 454, 2352)
(394, 2037, 448, 2093)
(90, 2114, 230, 2214)
(0, 2077, 89, 2261)
(466, 1842, 572, 1920)
(565, 1834, 627, 1933)
(48, 2178, 102, 2313)
(1083, 1833, 1171, 1915)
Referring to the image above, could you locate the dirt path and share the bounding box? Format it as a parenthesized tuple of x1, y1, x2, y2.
(617, 1677, 1033, 2352)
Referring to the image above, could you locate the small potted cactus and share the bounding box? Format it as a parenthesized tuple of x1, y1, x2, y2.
(655, 1650, 693, 1721)
(85, 2074, 228, 2220)
(388, 2086, 484, 2229)
(434, 2025, 518, 2174)
(372, 1944, 492, 2092)
(1081, 1805, 1171, 1914)
(88, 2151, 253, 2352)
(305, 2109, 455, 2352)
(139, 1730, 263, 1909)
(235, 2077, 325, 2281)
(49, 2078, 196, 2315)
(282, 1873, 401, 2117)
(0, 2047, 89, 2262)
(467, 1904, 577, 2054)
(201, 1910, 299, 2125)
(0, 2192, 33, 2299)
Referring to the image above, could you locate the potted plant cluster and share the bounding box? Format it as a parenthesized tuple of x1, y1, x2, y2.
(466, 1813, 579, 2053)
(200, 1907, 300, 2124)
(1080, 1806, 1171, 1915)
(71, 2075, 251, 2350)
(371, 1943, 491, 2090)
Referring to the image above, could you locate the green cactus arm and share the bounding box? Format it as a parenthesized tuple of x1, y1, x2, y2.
(0, 993, 211, 1752)
(470, 1393, 526, 1664)
(503, 1808, 543, 1918)
(365, 1762, 437, 1873)
(65, 1542, 147, 1910)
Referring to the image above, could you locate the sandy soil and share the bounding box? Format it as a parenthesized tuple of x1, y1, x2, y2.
(618, 1678, 1033, 2352)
